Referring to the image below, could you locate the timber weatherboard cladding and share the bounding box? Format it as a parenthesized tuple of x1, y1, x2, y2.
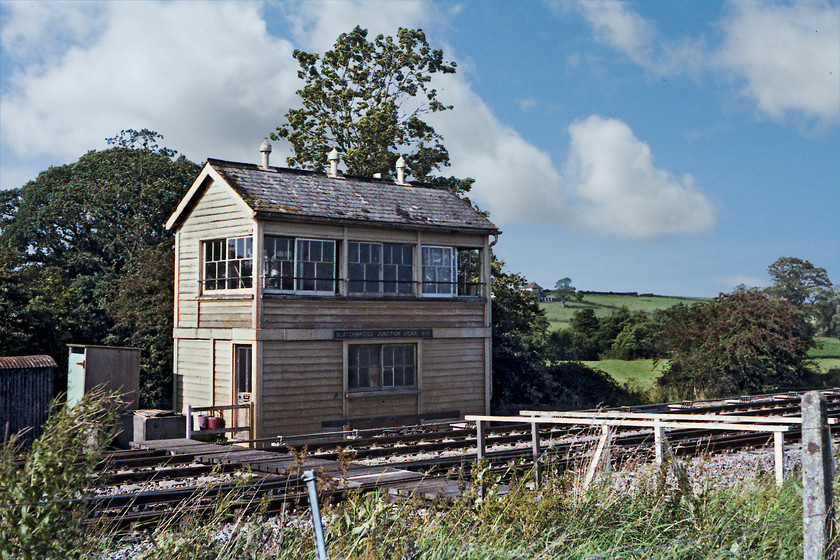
(168, 158, 498, 439)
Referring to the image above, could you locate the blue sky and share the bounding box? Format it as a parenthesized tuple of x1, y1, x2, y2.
(1, 0, 837, 297)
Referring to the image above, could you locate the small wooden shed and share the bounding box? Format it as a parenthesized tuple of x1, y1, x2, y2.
(0, 355, 56, 446)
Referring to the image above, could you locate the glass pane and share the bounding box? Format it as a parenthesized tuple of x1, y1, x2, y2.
(349, 262, 363, 280)
(235, 345, 252, 393)
(349, 345, 379, 389)
(383, 367, 395, 387)
(365, 264, 380, 292)
(265, 237, 294, 290)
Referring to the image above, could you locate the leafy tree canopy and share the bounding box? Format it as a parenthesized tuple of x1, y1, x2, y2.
(0, 130, 197, 407)
(765, 256, 832, 307)
(2, 129, 195, 272)
(554, 277, 580, 307)
(658, 289, 815, 399)
(271, 26, 458, 183)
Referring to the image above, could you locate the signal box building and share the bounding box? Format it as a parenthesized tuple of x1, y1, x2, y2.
(165, 147, 499, 438)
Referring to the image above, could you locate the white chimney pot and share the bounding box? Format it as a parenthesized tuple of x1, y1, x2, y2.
(395, 155, 406, 184)
(259, 139, 272, 169)
(328, 148, 339, 177)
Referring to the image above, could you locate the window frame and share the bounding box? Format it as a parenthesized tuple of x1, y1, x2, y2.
(234, 344, 252, 403)
(421, 245, 456, 297)
(202, 236, 253, 292)
(346, 343, 418, 393)
(263, 235, 337, 295)
(347, 241, 414, 295)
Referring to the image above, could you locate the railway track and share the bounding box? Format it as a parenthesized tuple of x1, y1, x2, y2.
(83, 390, 840, 529)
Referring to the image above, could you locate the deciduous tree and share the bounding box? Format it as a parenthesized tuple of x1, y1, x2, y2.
(491, 259, 551, 406)
(765, 256, 832, 306)
(271, 26, 458, 182)
(554, 277, 576, 307)
(0, 130, 197, 406)
(658, 290, 815, 399)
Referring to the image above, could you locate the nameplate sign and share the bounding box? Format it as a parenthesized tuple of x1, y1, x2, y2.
(334, 328, 433, 340)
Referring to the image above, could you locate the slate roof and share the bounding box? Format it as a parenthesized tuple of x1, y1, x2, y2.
(205, 159, 499, 233)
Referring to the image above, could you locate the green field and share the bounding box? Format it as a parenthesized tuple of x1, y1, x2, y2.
(544, 294, 840, 386)
(811, 336, 840, 373)
(540, 292, 707, 331)
(582, 359, 667, 390)
(582, 337, 840, 389)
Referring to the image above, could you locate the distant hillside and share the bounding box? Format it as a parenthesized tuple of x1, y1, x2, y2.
(540, 291, 708, 331)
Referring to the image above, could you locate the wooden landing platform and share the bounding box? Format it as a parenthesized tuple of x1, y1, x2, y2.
(132, 438, 474, 500)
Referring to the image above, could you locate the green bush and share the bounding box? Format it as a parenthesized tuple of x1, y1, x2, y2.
(658, 290, 815, 399)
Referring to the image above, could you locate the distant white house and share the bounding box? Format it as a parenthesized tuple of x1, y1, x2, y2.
(523, 281, 543, 297)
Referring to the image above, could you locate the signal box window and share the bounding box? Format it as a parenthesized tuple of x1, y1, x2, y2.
(264, 236, 336, 294)
(204, 237, 253, 290)
(348, 344, 416, 391)
(348, 242, 413, 294)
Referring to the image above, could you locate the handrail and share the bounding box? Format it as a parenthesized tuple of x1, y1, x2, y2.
(186, 403, 253, 443)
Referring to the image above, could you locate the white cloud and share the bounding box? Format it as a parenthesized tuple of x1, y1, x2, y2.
(563, 115, 716, 238)
(574, 0, 839, 129)
(1, 1, 299, 166)
(427, 74, 567, 224)
(277, 0, 439, 54)
(0, 1, 715, 240)
(515, 97, 538, 110)
(576, 1, 655, 64)
(0, 1, 105, 66)
(574, 0, 705, 76)
(718, 1, 840, 127)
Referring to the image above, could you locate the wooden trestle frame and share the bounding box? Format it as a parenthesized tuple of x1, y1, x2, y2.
(466, 410, 838, 488)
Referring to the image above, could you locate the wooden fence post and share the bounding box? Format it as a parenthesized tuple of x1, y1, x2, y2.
(802, 391, 836, 560)
(583, 425, 612, 490)
(654, 419, 665, 465)
(476, 419, 485, 462)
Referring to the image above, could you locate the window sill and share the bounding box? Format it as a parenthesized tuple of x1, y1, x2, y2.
(197, 293, 255, 301)
(345, 387, 420, 399)
(263, 293, 486, 303)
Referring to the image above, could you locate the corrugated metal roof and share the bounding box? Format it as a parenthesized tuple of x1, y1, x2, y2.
(207, 159, 500, 233)
(0, 355, 58, 370)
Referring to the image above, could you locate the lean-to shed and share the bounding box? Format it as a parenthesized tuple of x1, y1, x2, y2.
(0, 355, 56, 446)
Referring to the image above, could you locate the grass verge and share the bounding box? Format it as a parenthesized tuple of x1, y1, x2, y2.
(81, 455, 820, 559)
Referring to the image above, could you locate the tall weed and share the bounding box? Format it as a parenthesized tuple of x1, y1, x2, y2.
(0, 389, 120, 560)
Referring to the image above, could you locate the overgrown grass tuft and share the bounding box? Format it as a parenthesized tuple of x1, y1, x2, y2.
(82, 457, 813, 559)
(0, 389, 121, 560)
